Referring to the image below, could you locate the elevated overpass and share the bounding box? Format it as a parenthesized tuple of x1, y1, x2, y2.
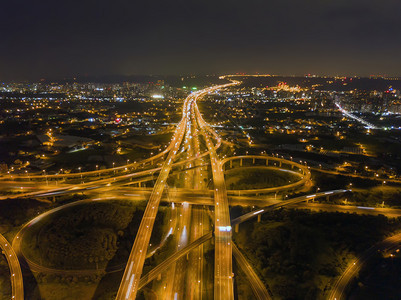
(222, 155, 311, 196)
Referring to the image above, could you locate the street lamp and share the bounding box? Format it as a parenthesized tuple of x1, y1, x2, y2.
(43, 170, 48, 186)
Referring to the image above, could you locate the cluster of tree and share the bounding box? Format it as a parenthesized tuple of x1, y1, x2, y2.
(24, 200, 171, 271)
(0, 255, 12, 299)
(0, 194, 88, 235)
(0, 197, 51, 230)
(349, 253, 401, 299)
(315, 188, 401, 208)
(226, 169, 300, 190)
(348, 189, 401, 208)
(34, 271, 105, 285)
(234, 209, 401, 300)
(39, 227, 118, 269)
(27, 201, 142, 269)
(312, 171, 380, 191)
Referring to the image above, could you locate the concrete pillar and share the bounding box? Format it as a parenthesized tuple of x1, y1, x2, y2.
(235, 224, 239, 233)
(257, 214, 261, 222)
(158, 273, 161, 281)
(279, 161, 282, 167)
(151, 160, 153, 165)
(52, 196, 56, 203)
(230, 160, 232, 168)
(252, 158, 255, 164)
(240, 159, 242, 167)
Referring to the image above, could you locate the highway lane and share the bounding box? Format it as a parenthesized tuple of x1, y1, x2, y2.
(138, 232, 213, 290)
(171, 202, 191, 299)
(0, 158, 194, 201)
(201, 124, 234, 300)
(116, 82, 235, 300)
(287, 202, 401, 218)
(171, 120, 194, 300)
(0, 232, 24, 300)
(335, 101, 378, 129)
(86, 190, 401, 220)
(193, 84, 239, 300)
(0, 134, 174, 181)
(311, 167, 401, 184)
(232, 243, 271, 300)
(185, 104, 207, 300)
(0, 145, 215, 201)
(231, 189, 349, 226)
(0, 166, 165, 201)
(186, 206, 206, 300)
(115, 119, 186, 300)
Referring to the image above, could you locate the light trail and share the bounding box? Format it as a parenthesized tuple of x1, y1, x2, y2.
(0, 233, 23, 300)
(335, 102, 378, 129)
(116, 81, 238, 300)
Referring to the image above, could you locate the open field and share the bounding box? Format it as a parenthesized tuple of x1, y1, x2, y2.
(225, 167, 301, 190)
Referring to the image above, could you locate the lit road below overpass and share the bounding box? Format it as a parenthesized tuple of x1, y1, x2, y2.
(202, 127, 234, 300)
(116, 80, 239, 300)
(232, 243, 271, 300)
(0, 233, 23, 300)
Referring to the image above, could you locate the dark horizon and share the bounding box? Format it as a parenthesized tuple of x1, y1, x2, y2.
(1, 0, 401, 81)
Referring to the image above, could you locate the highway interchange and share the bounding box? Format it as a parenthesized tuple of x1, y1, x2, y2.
(2, 77, 401, 300)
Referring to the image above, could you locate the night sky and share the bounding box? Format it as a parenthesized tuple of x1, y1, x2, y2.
(1, 0, 401, 80)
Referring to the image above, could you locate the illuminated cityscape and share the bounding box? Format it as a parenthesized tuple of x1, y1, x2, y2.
(1, 1, 401, 300)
